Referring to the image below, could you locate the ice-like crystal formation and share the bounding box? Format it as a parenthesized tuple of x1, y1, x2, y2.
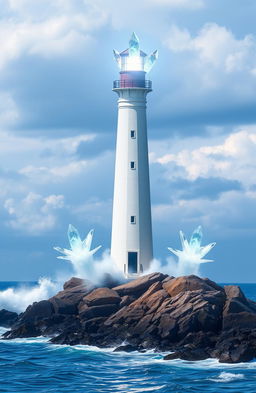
(113, 33, 158, 73)
(168, 226, 216, 276)
(54, 224, 101, 277)
(129, 32, 140, 57)
(113, 49, 121, 69)
(144, 50, 159, 73)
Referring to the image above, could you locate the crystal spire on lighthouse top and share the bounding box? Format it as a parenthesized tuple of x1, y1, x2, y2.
(113, 32, 158, 73)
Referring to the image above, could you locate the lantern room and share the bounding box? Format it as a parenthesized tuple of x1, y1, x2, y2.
(113, 32, 158, 89)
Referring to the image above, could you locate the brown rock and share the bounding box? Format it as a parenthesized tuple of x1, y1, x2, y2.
(63, 277, 86, 290)
(113, 272, 167, 297)
(82, 317, 107, 333)
(50, 280, 94, 314)
(104, 282, 168, 336)
(19, 300, 54, 323)
(80, 288, 120, 307)
(3, 323, 42, 339)
(50, 297, 77, 315)
(224, 285, 247, 303)
(202, 278, 224, 293)
(133, 314, 154, 335)
(135, 281, 163, 303)
(162, 276, 174, 284)
(120, 295, 136, 308)
(218, 345, 256, 363)
(171, 289, 224, 336)
(222, 285, 256, 331)
(215, 329, 256, 363)
(223, 312, 256, 331)
(104, 276, 225, 350)
(163, 275, 223, 297)
(177, 331, 218, 349)
(79, 304, 119, 319)
(158, 314, 177, 339)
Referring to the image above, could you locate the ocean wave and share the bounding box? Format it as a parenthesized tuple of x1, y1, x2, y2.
(209, 372, 245, 382)
(155, 356, 256, 370)
(0, 278, 60, 313)
(2, 333, 256, 373)
(1, 336, 49, 344)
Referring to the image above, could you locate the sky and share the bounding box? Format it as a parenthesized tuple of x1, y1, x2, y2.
(0, 0, 256, 282)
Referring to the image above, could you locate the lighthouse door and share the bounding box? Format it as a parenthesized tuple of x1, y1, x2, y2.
(128, 252, 138, 274)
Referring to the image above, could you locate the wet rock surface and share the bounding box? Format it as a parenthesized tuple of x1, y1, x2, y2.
(2, 273, 256, 363)
(0, 309, 18, 328)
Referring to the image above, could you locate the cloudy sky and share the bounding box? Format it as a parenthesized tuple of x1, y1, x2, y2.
(1, 0, 256, 282)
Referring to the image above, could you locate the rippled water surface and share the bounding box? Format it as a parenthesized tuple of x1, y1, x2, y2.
(0, 282, 256, 393)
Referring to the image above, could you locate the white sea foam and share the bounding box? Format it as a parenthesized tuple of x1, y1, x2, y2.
(79, 250, 124, 285)
(146, 255, 207, 278)
(0, 335, 49, 344)
(0, 278, 61, 313)
(209, 372, 245, 382)
(145, 257, 179, 276)
(56, 248, 124, 286)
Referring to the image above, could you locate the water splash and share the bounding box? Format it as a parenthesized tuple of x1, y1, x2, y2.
(168, 226, 216, 276)
(54, 224, 101, 278)
(54, 225, 123, 284)
(0, 278, 60, 313)
(209, 372, 245, 383)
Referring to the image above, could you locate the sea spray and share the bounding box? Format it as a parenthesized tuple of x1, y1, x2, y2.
(54, 225, 124, 285)
(0, 278, 60, 313)
(167, 226, 216, 276)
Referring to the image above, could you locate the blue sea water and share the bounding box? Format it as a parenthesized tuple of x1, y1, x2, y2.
(0, 282, 256, 393)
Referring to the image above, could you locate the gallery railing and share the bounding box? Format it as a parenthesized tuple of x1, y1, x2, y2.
(113, 80, 152, 89)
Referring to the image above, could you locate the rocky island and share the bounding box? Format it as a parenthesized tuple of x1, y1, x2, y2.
(1, 273, 256, 364)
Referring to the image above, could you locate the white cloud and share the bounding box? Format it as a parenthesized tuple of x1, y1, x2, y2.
(43, 194, 65, 210)
(153, 128, 256, 188)
(147, 0, 204, 9)
(153, 189, 256, 238)
(165, 23, 256, 72)
(0, 131, 94, 167)
(150, 126, 256, 241)
(0, 1, 107, 69)
(4, 192, 65, 234)
(20, 160, 91, 182)
(164, 23, 256, 94)
(0, 128, 113, 236)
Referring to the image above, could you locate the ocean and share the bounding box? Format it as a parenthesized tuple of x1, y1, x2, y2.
(0, 282, 256, 393)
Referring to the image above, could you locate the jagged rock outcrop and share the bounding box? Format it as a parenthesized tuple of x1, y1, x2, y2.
(2, 273, 256, 363)
(3, 277, 93, 338)
(0, 309, 18, 328)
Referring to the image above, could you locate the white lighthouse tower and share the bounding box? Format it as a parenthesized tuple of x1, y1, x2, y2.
(111, 33, 158, 277)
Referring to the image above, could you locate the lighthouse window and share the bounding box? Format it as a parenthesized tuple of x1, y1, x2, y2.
(130, 161, 136, 169)
(130, 216, 136, 224)
(131, 130, 136, 138)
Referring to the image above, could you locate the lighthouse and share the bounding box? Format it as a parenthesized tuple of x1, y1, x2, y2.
(111, 33, 158, 277)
